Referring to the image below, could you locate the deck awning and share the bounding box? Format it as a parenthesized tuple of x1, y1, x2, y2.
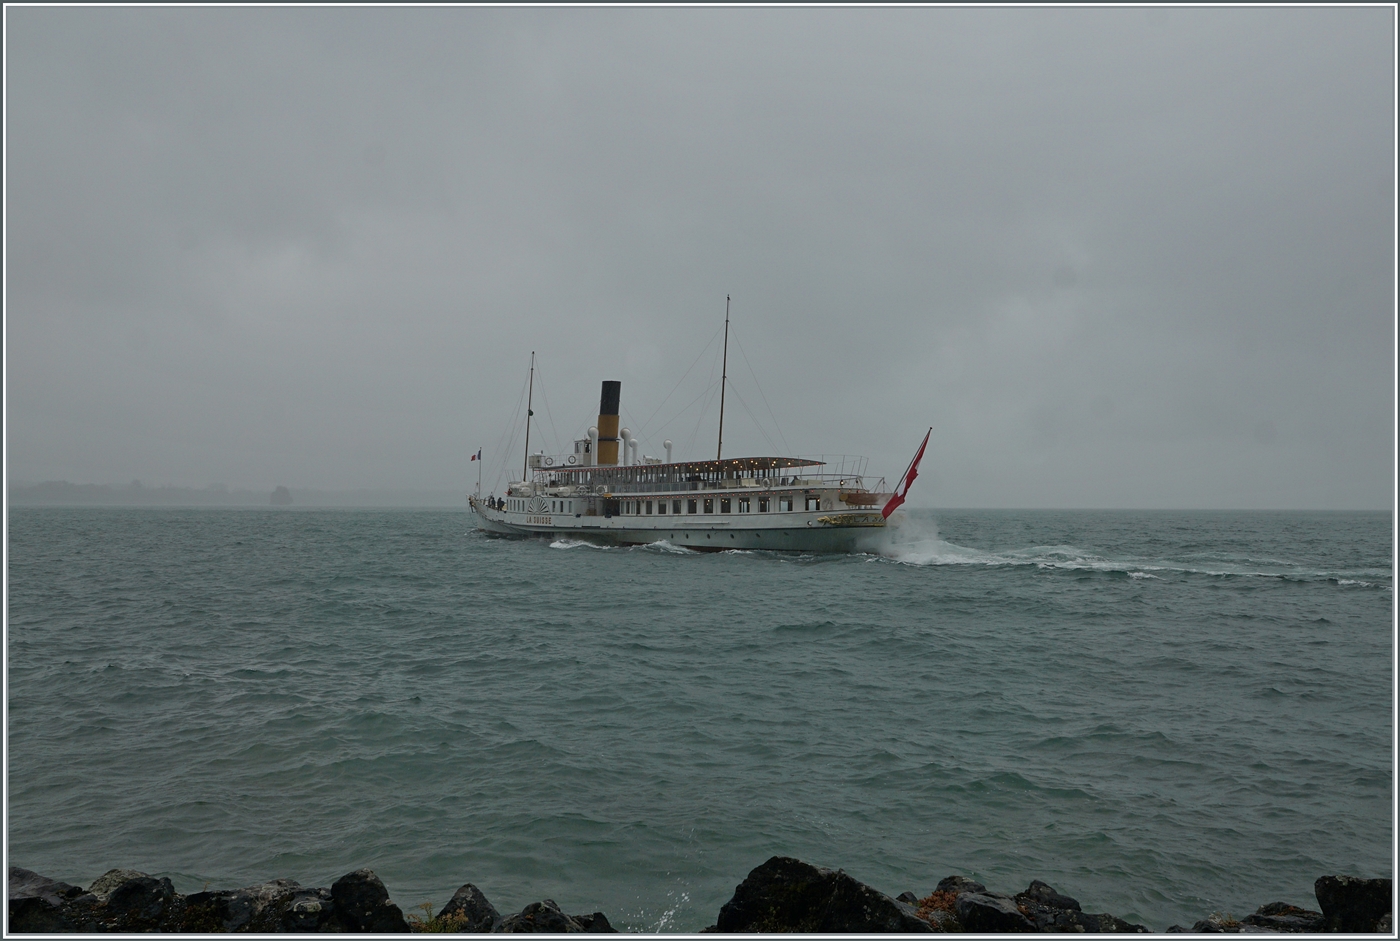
(548, 456, 823, 476)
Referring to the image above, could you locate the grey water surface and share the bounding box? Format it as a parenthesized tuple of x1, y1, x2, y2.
(6, 507, 1392, 931)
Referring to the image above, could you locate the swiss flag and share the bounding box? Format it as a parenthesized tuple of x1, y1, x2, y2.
(882, 429, 931, 519)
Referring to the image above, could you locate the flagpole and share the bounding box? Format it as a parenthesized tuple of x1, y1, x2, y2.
(522, 352, 535, 481)
(717, 296, 729, 461)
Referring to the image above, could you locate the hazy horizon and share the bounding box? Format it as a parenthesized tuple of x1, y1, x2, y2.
(7, 7, 1394, 510)
(7, 479, 1394, 513)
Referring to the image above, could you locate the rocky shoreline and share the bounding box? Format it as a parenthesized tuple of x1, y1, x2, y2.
(8, 857, 1393, 933)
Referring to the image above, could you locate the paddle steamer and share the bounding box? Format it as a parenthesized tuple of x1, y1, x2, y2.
(469, 308, 927, 553)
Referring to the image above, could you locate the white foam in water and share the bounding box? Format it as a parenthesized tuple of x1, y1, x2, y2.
(876, 516, 1168, 576)
(638, 539, 695, 555)
(875, 518, 1384, 589)
(549, 538, 613, 550)
(873, 515, 999, 566)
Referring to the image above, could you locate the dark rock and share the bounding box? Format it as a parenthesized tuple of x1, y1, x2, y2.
(331, 868, 409, 932)
(1192, 912, 1244, 932)
(51, 870, 177, 931)
(1241, 902, 1325, 933)
(87, 869, 150, 900)
(1166, 926, 1188, 933)
(954, 892, 1035, 932)
(495, 899, 585, 932)
(8, 895, 79, 933)
(1017, 879, 1081, 912)
(935, 875, 988, 897)
(714, 856, 934, 932)
(105, 875, 176, 926)
(573, 911, 618, 933)
(1081, 911, 1151, 932)
(1012, 879, 1086, 931)
(9, 867, 86, 907)
(1315, 875, 1392, 932)
(897, 891, 920, 904)
(439, 882, 502, 931)
(281, 887, 338, 932)
(174, 879, 311, 932)
(923, 908, 962, 932)
(8, 867, 92, 933)
(949, 878, 1148, 934)
(8, 865, 419, 933)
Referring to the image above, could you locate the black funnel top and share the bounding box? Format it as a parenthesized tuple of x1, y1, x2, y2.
(599, 381, 621, 416)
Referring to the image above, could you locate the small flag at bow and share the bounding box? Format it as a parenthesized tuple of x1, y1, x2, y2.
(882, 428, 931, 519)
(470, 449, 482, 461)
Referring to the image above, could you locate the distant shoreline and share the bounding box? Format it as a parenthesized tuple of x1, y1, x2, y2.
(7, 481, 470, 509)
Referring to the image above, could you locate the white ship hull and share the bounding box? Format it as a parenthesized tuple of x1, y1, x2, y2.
(470, 496, 887, 553)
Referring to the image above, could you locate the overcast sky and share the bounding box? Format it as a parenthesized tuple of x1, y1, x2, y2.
(6, 6, 1394, 508)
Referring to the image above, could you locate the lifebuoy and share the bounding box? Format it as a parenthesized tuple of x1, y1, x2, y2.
(567, 454, 577, 465)
(544, 456, 554, 466)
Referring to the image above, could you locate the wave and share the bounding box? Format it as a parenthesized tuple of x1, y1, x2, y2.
(634, 540, 696, 555)
(549, 538, 614, 551)
(873, 517, 1391, 587)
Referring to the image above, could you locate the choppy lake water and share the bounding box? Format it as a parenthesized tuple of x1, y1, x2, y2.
(6, 507, 1392, 931)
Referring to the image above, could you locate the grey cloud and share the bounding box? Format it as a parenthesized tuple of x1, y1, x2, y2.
(6, 7, 1392, 507)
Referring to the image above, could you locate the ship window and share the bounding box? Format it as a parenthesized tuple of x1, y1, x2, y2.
(704, 498, 713, 513)
(806, 496, 820, 511)
(657, 501, 666, 514)
(738, 498, 750, 513)
(688, 499, 698, 514)
(780, 496, 793, 511)
(646, 501, 653, 515)
(720, 498, 731, 513)
(759, 497, 769, 512)
(673, 500, 682, 514)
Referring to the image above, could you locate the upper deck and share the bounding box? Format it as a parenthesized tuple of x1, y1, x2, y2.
(528, 456, 821, 494)
(520, 455, 891, 497)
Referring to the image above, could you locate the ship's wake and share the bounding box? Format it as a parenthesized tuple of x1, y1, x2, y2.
(873, 518, 1168, 577)
(870, 516, 1387, 587)
(869, 515, 994, 566)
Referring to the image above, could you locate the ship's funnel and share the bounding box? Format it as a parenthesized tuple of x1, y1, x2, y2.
(597, 381, 621, 465)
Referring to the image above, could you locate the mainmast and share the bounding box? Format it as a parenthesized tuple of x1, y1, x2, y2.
(522, 351, 535, 481)
(716, 296, 729, 460)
